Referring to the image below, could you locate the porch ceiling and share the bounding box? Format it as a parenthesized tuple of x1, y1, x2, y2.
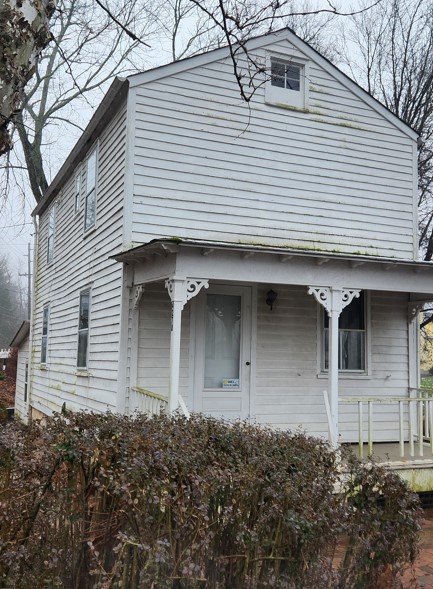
(112, 238, 433, 297)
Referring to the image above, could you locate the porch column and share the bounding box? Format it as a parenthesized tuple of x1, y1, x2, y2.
(308, 287, 360, 444)
(165, 278, 209, 413)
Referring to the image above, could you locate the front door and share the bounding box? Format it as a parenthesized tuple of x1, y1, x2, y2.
(193, 285, 252, 419)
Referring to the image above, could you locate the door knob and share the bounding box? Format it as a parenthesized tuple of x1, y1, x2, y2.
(245, 361, 251, 366)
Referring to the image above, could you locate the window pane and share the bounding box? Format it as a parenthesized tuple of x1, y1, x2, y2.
(204, 294, 241, 388)
(79, 293, 89, 330)
(340, 331, 365, 370)
(86, 152, 96, 192)
(324, 292, 365, 329)
(41, 335, 47, 364)
(323, 330, 365, 371)
(85, 189, 96, 230)
(77, 331, 88, 368)
(271, 60, 286, 87)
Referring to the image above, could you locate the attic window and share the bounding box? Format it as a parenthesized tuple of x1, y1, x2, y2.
(265, 55, 308, 109)
(271, 59, 301, 91)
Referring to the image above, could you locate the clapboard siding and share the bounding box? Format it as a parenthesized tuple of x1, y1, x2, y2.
(31, 102, 127, 414)
(254, 286, 409, 441)
(131, 37, 416, 259)
(14, 337, 29, 419)
(136, 282, 190, 404)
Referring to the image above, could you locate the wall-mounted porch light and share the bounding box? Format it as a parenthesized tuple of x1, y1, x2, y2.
(265, 289, 278, 311)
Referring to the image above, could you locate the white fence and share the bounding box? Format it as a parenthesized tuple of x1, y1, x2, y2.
(340, 389, 433, 459)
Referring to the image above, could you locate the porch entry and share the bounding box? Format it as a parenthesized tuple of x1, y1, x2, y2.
(193, 285, 252, 419)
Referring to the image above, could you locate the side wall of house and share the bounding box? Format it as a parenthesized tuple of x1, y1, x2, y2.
(130, 37, 416, 260)
(14, 337, 29, 419)
(30, 103, 127, 414)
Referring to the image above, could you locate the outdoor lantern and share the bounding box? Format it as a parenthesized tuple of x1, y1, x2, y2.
(265, 289, 277, 311)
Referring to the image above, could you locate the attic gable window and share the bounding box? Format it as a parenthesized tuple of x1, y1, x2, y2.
(84, 148, 97, 231)
(271, 59, 301, 91)
(265, 54, 308, 109)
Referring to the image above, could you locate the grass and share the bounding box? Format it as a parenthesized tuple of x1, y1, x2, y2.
(421, 376, 433, 389)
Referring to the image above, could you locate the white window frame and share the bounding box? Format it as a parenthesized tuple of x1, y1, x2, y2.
(77, 290, 90, 369)
(74, 169, 81, 213)
(318, 291, 371, 377)
(41, 304, 50, 364)
(84, 147, 97, 231)
(265, 52, 309, 109)
(47, 206, 55, 263)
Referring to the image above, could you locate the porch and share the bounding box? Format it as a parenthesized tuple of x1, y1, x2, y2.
(114, 238, 433, 486)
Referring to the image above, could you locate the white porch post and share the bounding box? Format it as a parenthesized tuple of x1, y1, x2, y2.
(165, 278, 209, 413)
(308, 287, 361, 445)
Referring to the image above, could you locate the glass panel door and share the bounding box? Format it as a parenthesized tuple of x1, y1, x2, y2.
(194, 286, 252, 419)
(205, 294, 241, 389)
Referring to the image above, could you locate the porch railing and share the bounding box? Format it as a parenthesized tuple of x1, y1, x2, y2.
(130, 387, 168, 415)
(340, 390, 433, 460)
(129, 387, 190, 418)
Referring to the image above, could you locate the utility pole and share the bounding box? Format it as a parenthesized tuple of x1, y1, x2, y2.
(18, 243, 31, 320)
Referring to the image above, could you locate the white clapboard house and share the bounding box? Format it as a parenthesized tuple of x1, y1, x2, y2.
(17, 29, 433, 469)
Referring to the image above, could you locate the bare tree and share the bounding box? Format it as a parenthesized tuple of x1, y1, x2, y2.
(2, 0, 162, 203)
(0, 0, 54, 158)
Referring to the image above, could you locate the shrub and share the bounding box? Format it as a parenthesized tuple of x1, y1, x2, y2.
(0, 412, 422, 588)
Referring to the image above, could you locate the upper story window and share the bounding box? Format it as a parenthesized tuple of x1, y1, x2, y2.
(323, 292, 366, 372)
(41, 304, 49, 364)
(74, 169, 81, 213)
(84, 149, 97, 231)
(265, 54, 308, 109)
(47, 206, 55, 263)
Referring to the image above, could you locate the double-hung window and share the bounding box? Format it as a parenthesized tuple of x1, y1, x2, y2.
(323, 291, 366, 372)
(77, 290, 90, 369)
(84, 149, 97, 231)
(47, 207, 55, 263)
(41, 305, 49, 364)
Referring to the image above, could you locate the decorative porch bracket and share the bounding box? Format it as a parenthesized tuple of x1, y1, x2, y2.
(308, 286, 361, 446)
(165, 278, 209, 413)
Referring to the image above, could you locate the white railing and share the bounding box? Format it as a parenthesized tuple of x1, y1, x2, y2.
(340, 392, 433, 459)
(130, 387, 168, 415)
(129, 387, 190, 418)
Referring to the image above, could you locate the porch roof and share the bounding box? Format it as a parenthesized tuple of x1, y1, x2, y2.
(112, 238, 433, 297)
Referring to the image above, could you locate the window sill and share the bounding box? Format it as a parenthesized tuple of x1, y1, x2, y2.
(317, 372, 371, 380)
(75, 370, 91, 377)
(83, 225, 97, 239)
(38, 364, 48, 371)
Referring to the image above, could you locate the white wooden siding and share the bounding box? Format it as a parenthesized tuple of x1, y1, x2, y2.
(14, 338, 29, 419)
(31, 103, 127, 414)
(136, 282, 190, 405)
(131, 38, 416, 260)
(254, 286, 408, 441)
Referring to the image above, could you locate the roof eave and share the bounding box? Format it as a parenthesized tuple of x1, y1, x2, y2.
(33, 77, 129, 218)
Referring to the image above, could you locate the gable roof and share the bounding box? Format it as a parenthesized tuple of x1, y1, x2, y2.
(10, 320, 30, 348)
(128, 27, 418, 141)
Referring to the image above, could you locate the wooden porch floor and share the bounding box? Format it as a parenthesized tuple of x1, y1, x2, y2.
(345, 442, 433, 464)
(344, 442, 433, 492)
